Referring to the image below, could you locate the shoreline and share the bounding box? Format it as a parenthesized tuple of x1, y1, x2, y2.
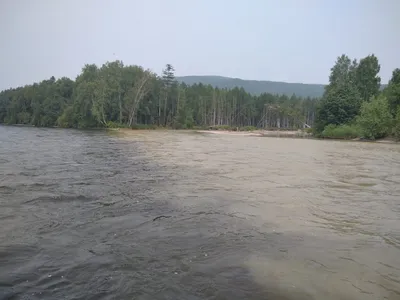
(118, 128, 399, 143)
(2, 124, 398, 144)
(195, 129, 312, 138)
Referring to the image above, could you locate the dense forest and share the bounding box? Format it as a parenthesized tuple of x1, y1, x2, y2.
(0, 62, 318, 130)
(0, 54, 399, 140)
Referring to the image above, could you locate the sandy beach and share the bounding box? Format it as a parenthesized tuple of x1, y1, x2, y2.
(196, 129, 312, 138)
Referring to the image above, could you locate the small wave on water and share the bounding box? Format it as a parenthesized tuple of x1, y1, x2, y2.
(0, 126, 400, 299)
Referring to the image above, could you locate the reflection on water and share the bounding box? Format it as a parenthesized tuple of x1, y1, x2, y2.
(0, 126, 399, 299)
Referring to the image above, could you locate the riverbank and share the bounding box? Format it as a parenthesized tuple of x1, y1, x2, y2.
(196, 129, 312, 138)
(352, 137, 400, 144)
(113, 127, 311, 138)
(2, 123, 398, 144)
(116, 127, 399, 143)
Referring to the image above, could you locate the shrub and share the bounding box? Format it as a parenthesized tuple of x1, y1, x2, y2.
(106, 121, 126, 128)
(241, 126, 257, 131)
(321, 124, 360, 139)
(304, 127, 313, 134)
(356, 95, 393, 140)
(57, 106, 75, 128)
(216, 125, 233, 131)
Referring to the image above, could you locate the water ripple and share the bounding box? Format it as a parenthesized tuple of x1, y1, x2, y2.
(0, 126, 399, 299)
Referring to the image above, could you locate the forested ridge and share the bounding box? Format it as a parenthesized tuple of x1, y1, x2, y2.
(177, 76, 387, 98)
(0, 54, 399, 140)
(176, 75, 326, 98)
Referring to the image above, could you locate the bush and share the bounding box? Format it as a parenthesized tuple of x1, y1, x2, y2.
(105, 121, 130, 128)
(304, 127, 313, 134)
(17, 112, 31, 124)
(356, 95, 393, 140)
(192, 125, 209, 130)
(321, 124, 360, 139)
(241, 126, 257, 131)
(57, 106, 75, 128)
(216, 125, 233, 131)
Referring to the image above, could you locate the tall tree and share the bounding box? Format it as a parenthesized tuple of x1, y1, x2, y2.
(384, 68, 400, 116)
(124, 67, 155, 127)
(7, 57, 393, 134)
(325, 55, 356, 94)
(316, 80, 361, 132)
(315, 55, 362, 132)
(354, 54, 381, 102)
(160, 64, 176, 126)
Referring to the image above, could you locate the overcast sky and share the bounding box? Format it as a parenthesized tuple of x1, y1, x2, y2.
(0, 0, 399, 90)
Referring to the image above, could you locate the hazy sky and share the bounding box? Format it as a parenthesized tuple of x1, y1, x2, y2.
(1, 0, 399, 90)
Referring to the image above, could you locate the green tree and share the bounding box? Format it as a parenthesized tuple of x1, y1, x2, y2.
(354, 54, 381, 102)
(160, 64, 176, 126)
(315, 55, 362, 132)
(384, 68, 400, 116)
(356, 95, 392, 139)
(316, 80, 361, 132)
(70, 64, 100, 128)
(0, 59, 338, 132)
(124, 67, 156, 127)
(325, 55, 355, 93)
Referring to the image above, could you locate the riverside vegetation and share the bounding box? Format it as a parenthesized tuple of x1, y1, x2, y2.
(0, 55, 399, 140)
(315, 54, 400, 140)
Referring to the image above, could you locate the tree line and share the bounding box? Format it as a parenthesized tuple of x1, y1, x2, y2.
(0, 62, 318, 130)
(0, 55, 399, 140)
(315, 54, 400, 139)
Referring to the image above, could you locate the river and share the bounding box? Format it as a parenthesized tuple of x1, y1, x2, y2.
(0, 126, 399, 300)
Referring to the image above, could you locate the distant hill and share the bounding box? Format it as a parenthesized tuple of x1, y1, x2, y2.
(176, 75, 326, 98)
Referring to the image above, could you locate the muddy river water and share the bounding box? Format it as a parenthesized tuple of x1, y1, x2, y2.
(0, 126, 399, 299)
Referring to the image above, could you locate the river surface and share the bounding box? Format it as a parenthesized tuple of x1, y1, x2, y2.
(0, 126, 400, 300)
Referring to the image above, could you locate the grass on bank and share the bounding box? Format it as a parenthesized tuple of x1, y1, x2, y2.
(319, 124, 360, 139)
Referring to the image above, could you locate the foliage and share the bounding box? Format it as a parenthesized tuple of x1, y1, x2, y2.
(356, 95, 393, 140)
(315, 53, 391, 137)
(304, 127, 313, 134)
(392, 106, 400, 140)
(384, 68, 400, 116)
(0, 61, 318, 130)
(325, 55, 356, 93)
(212, 125, 233, 131)
(315, 55, 360, 132)
(0, 55, 398, 141)
(105, 121, 130, 129)
(315, 80, 361, 132)
(354, 54, 381, 102)
(57, 106, 75, 128)
(242, 126, 258, 131)
(320, 124, 360, 139)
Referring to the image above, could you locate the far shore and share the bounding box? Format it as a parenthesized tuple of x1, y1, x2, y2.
(116, 127, 399, 143)
(2, 124, 398, 144)
(195, 129, 312, 138)
(113, 127, 310, 137)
